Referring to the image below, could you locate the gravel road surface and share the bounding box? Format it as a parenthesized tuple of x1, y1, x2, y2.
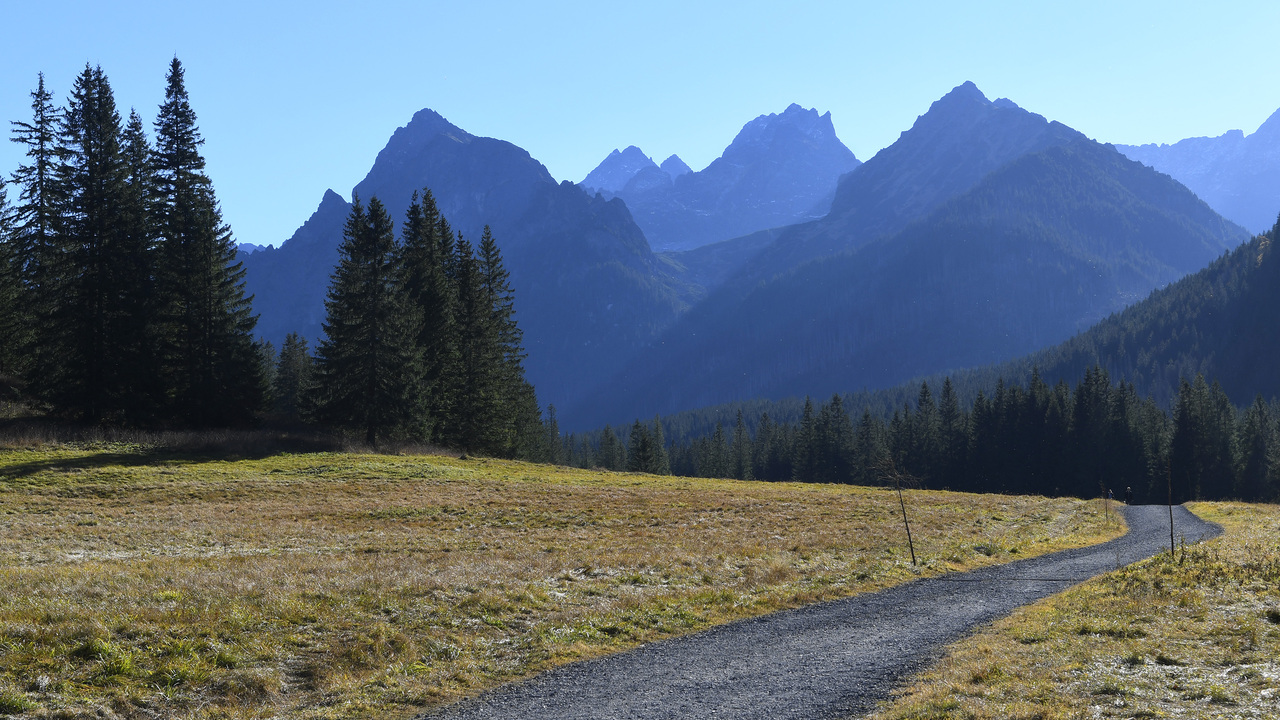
(419, 504, 1220, 720)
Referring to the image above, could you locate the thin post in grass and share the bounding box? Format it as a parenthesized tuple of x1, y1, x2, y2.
(879, 460, 917, 566)
(896, 477, 917, 566)
(1100, 482, 1110, 526)
(1167, 460, 1175, 557)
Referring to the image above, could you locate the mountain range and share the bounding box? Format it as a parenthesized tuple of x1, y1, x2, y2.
(580, 104, 861, 251)
(565, 83, 1248, 428)
(242, 109, 690, 410)
(1116, 108, 1280, 235)
(243, 83, 1256, 431)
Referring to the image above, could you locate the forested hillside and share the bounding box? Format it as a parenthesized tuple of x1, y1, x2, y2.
(1009, 218, 1280, 406)
(595, 220, 1280, 504)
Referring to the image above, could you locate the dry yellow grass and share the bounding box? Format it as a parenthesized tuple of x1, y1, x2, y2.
(0, 443, 1121, 719)
(864, 501, 1280, 720)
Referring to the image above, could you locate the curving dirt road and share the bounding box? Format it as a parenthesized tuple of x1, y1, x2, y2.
(418, 504, 1220, 720)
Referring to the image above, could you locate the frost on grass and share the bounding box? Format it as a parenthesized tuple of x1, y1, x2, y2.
(0, 446, 1119, 720)
(868, 501, 1280, 720)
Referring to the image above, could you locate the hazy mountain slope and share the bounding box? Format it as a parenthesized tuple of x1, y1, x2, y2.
(565, 133, 1248, 429)
(734, 84, 1087, 284)
(1005, 220, 1280, 407)
(242, 109, 690, 409)
(583, 104, 860, 251)
(242, 189, 352, 346)
(1116, 107, 1280, 234)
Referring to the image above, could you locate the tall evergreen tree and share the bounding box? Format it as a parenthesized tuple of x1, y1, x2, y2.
(152, 57, 261, 425)
(37, 65, 137, 420)
(793, 397, 817, 481)
(449, 233, 505, 452)
(731, 409, 753, 481)
(310, 196, 423, 446)
(598, 424, 625, 471)
(399, 190, 458, 440)
(937, 377, 966, 485)
(626, 420, 655, 473)
(110, 108, 162, 421)
(273, 332, 313, 421)
(476, 225, 544, 455)
(8, 72, 62, 383)
(0, 180, 20, 378)
(1236, 396, 1275, 501)
(651, 415, 670, 475)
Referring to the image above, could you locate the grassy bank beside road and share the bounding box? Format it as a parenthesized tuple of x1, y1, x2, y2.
(867, 501, 1280, 720)
(0, 443, 1121, 719)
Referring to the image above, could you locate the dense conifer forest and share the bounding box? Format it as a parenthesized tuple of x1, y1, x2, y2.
(0, 62, 556, 459)
(563, 368, 1279, 504)
(560, 217, 1280, 503)
(1, 61, 262, 426)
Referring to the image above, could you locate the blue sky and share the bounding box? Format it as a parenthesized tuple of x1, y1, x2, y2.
(3, 1, 1279, 248)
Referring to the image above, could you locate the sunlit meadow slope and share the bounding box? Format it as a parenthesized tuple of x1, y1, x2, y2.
(0, 445, 1121, 719)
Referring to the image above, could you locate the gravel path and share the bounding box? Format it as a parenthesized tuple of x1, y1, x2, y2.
(418, 504, 1220, 720)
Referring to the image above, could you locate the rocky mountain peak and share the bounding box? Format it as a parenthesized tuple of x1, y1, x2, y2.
(725, 104, 838, 157)
(660, 154, 693, 180)
(581, 145, 659, 193)
(391, 108, 472, 149)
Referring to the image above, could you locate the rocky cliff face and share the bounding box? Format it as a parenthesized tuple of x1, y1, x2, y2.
(1116, 107, 1280, 234)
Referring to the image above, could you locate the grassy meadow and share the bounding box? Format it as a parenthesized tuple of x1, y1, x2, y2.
(866, 501, 1280, 720)
(0, 439, 1123, 719)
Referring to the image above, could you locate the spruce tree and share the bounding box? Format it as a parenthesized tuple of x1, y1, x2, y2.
(793, 397, 817, 482)
(111, 108, 163, 421)
(449, 234, 505, 453)
(310, 196, 423, 446)
(651, 415, 670, 475)
(0, 181, 20, 378)
(8, 72, 62, 384)
(152, 58, 262, 425)
(731, 409, 753, 481)
(476, 225, 543, 456)
(626, 420, 655, 473)
(40, 65, 134, 420)
(1236, 395, 1274, 501)
(598, 425, 625, 470)
(937, 378, 965, 484)
(399, 190, 458, 440)
(273, 332, 313, 422)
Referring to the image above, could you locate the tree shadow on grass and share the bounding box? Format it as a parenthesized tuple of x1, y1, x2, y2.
(0, 420, 346, 480)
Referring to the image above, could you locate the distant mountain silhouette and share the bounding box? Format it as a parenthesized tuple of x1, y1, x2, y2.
(581, 146, 660, 194)
(242, 110, 691, 410)
(581, 104, 860, 251)
(660, 154, 692, 180)
(1116, 107, 1280, 234)
(564, 83, 1248, 429)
